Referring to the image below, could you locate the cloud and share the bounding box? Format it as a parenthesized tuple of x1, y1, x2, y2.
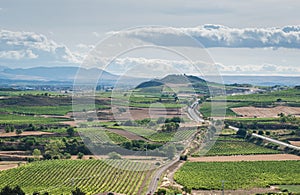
(87, 56, 300, 76)
(114, 25, 300, 49)
(0, 29, 81, 66)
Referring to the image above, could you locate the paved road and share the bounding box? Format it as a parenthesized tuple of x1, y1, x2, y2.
(147, 156, 180, 195)
(228, 126, 300, 150)
(147, 101, 202, 194)
(187, 101, 205, 123)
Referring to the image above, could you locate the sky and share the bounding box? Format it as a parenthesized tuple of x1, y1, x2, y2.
(0, 0, 299, 76)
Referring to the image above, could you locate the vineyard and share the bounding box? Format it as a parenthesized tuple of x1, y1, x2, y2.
(174, 161, 300, 190)
(0, 159, 153, 194)
(146, 129, 197, 143)
(200, 136, 280, 156)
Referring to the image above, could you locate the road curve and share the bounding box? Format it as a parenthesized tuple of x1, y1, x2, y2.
(147, 156, 180, 194)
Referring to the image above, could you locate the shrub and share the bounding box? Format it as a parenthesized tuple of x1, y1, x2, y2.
(108, 152, 122, 159)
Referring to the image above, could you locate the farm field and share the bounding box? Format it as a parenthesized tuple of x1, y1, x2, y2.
(189, 154, 300, 162)
(198, 136, 279, 156)
(0, 159, 153, 194)
(0, 131, 54, 137)
(231, 106, 300, 118)
(146, 129, 197, 143)
(0, 114, 69, 125)
(200, 88, 300, 118)
(174, 161, 300, 190)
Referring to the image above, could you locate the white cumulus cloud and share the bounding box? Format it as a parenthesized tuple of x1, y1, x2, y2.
(114, 24, 300, 49)
(0, 29, 81, 66)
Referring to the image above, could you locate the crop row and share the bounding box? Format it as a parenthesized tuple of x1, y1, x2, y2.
(174, 161, 300, 190)
(0, 159, 152, 194)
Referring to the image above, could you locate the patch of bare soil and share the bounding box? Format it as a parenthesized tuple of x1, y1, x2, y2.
(231, 106, 300, 118)
(0, 131, 54, 137)
(112, 107, 183, 121)
(60, 120, 77, 127)
(0, 161, 26, 171)
(289, 141, 300, 147)
(192, 187, 279, 195)
(189, 154, 300, 162)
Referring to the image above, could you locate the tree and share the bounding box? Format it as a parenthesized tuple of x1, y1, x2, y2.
(32, 149, 41, 160)
(156, 117, 166, 124)
(44, 140, 66, 159)
(0, 185, 25, 195)
(236, 128, 247, 138)
(16, 129, 23, 135)
(156, 188, 166, 195)
(5, 125, 14, 133)
(161, 122, 179, 132)
(71, 187, 85, 195)
(258, 130, 264, 135)
(77, 152, 84, 159)
(67, 127, 75, 137)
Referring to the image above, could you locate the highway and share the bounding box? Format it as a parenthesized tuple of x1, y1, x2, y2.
(187, 100, 205, 123)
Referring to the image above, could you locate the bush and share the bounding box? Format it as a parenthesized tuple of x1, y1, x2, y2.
(156, 188, 166, 195)
(0, 185, 25, 195)
(64, 153, 71, 159)
(71, 187, 85, 195)
(156, 117, 166, 124)
(67, 127, 75, 137)
(108, 152, 122, 159)
(16, 129, 23, 135)
(77, 152, 84, 159)
(180, 155, 187, 161)
(236, 128, 247, 138)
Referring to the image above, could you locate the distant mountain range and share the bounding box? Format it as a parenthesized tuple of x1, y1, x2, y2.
(0, 66, 299, 87)
(208, 76, 300, 86)
(0, 66, 116, 82)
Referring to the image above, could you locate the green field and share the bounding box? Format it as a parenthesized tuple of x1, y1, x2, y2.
(221, 88, 300, 103)
(146, 130, 197, 143)
(200, 88, 300, 117)
(201, 136, 280, 156)
(199, 101, 240, 118)
(174, 161, 300, 190)
(107, 126, 156, 137)
(0, 159, 152, 194)
(0, 114, 68, 125)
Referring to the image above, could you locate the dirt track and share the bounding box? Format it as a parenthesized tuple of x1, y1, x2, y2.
(231, 106, 300, 118)
(0, 161, 26, 171)
(289, 141, 300, 147)
(0, 131, 54, 137)
(189, 154, 300, 162)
